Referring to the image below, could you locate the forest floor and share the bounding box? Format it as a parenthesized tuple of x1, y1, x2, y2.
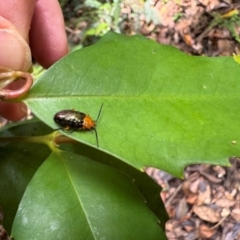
(139, 0, 240, 57)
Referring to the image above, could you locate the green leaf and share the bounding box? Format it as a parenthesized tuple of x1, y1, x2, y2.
(0, 121, 51, 232)
(11, 151, 167, 240)
(233, 53, 240, 64)
(61, 143, 169, 229)
(24, 32, 239, 177)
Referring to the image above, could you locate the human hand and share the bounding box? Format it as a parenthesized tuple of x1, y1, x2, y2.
(0, 0, 68, 121)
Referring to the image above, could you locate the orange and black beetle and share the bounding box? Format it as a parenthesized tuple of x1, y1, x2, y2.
(54, 103, 103, 147)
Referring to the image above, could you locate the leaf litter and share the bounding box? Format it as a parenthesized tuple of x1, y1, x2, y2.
(146, 158, 240, 239)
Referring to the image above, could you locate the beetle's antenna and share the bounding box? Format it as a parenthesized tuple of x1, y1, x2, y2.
(93, 128, 99, 147)
(95, 103, 103, 123)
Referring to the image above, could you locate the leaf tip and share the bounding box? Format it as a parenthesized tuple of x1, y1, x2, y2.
(233, 52, 240, 65)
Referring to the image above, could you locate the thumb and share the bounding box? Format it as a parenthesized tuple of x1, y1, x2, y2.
(0, 16, 31, 121)
(0, 16, 31, 71)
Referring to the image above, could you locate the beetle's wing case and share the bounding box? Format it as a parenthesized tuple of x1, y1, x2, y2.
(54, 110, 86, 128)
(53, 104, 103, 147)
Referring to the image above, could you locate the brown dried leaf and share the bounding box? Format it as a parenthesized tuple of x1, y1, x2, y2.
(189, 178, 200, 194)
(231, 208, 240, 222)
(198, 0, 220, 11)
(221, 207, 230, 217)
(176, 198, 189, 220)
(166, 220, 187, 239)
(200, 171, 223, 183)
(182, 179, 198, 204)
(193, 205, 221, 223)
(217, 39, 234, 56)
(182, 33, 194, 47)
(181, 220, 196, 234)
(197, 182, 211, 205)
(225, 190, 237, 200)
(166, 205, 175, 218)
(186, 195, 197, 205)
(213, 166, 226, 178)
(165, 220, 174, 232)
(157, 1, 182, 28)
(215, 198, 235, 208)
(199, 224, 216, 238)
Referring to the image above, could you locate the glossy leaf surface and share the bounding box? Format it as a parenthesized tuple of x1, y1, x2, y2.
(11, 151, 166, 240)
(24, 32, 239, 177)
(0, 120, 51, 232)
(62, 143, 169, 229)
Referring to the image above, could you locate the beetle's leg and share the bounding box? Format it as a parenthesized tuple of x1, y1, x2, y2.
(93, 128, 99, 148)
(88, 128, 99, 147)
(68, 129, 77, 133)
(55, 126, 70, 132)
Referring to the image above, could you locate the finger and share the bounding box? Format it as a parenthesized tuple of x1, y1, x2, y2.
(30, 0, 68, 68)
(0, 102, 27, 121)
(0, 16, 31, 71)
(0, 79, 28, 121)
(0, 0, 35, 40)
(0, 1, 34, 121)
(0, 0, 34, 70)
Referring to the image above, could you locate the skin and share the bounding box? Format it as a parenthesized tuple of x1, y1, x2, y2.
(0, 0, 68, 121)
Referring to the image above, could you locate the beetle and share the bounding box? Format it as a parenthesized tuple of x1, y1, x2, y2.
(54, 103, 103, 147)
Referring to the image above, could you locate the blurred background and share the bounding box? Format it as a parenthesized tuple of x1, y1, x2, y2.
(60, 0, 240, 56)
